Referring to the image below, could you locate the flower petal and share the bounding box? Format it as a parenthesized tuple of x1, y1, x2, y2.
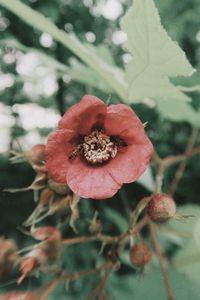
(104, 104, 145, 144)
(59, 95, 107, 135)
(45, 129, 75, 183)
(66, 158, 121, 199)
(106, 137, 153, 184)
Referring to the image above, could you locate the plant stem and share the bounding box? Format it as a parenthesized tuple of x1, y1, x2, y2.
(169, 128, 198, 195)
(149, 221, 175, 300)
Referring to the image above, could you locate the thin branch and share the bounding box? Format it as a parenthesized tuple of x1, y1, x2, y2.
(169, 128, 198, 195)
(87, 270, 111, 300)
(62, 213, 149, 247)
(149, 221, 175, 300)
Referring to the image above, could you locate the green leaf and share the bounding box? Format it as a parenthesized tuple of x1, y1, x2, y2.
(169, 205, 200, 284)
(109, 268, 200, 300)
(121, 0, 195, 103)
(156, 99, 200, 128)
(0, 0, 127, 99)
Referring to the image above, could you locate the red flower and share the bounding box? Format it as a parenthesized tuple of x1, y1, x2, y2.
(45, 95, 153, 199)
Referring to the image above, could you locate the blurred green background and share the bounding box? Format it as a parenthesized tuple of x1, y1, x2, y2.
(0, 0, 200, 299)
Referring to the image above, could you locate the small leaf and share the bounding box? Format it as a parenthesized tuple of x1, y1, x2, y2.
(121, 0, 195, 103)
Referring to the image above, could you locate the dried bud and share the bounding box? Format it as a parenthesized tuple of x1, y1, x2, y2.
(26, 144, 46, 164)
(129, 242, 152, 267)
(18, 248, 47, 284)
(31, 172, 47, 189)
(89, 219, 103, 235)
(39, 188, 54, 207)
(32, 227, 62, 262)
(48, 178, 69, 195)
(147, 194, 176, 223)
(0, 291, 37, 300)
(0, 239, 18, 279)
(50, 195, 71, 215)
(32, 164, 47, 173)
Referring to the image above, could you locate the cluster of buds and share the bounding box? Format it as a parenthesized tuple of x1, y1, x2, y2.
(9, 144, 76, 227)
(18, 226, 62, 284)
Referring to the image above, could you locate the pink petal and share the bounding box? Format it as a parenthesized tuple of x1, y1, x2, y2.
(45, 129, 75, 183)
(106, 137, 153, 184)
(66, 158, 121, 199)
(105, 104, 145, 145)
(59, 95, 107, 135)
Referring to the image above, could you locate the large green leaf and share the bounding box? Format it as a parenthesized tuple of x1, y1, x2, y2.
(0, 0, 127, 99)
(121, 0, 195, 103)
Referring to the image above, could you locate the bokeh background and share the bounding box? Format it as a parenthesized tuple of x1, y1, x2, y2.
(0, 0, 200, 299)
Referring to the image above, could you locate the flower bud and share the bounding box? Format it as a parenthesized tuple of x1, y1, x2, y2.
(147, 194, 176, 223)
(0, 239, 18, 279)
(18, 248, 48, 284)
(32, 227, 62, 262)
(26, 144, 46, 164)
(129, 242, 152, 267)
(48, 178, 69, 195)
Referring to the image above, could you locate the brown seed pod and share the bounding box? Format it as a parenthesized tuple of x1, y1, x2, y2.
(48, 178, 69, 195)
(129, 242, 152, 267)
(26, 144, 46, 164)
(147, 194, 176, 223)
(0, 239, 18, 279)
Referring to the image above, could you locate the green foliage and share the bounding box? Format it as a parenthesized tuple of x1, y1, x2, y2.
(121, 0, 194, 103)
(109, 268, 200, 300)
(170, 205, 200, 284)
(0, 0, 200, 299)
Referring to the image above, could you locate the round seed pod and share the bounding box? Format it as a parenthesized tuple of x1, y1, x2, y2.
(129, 242, 152, 267)
(26, 144, 46, 164)
(147, 194, 176, 223)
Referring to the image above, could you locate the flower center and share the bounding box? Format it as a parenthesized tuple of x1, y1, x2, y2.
(82, 130, 117, 164)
